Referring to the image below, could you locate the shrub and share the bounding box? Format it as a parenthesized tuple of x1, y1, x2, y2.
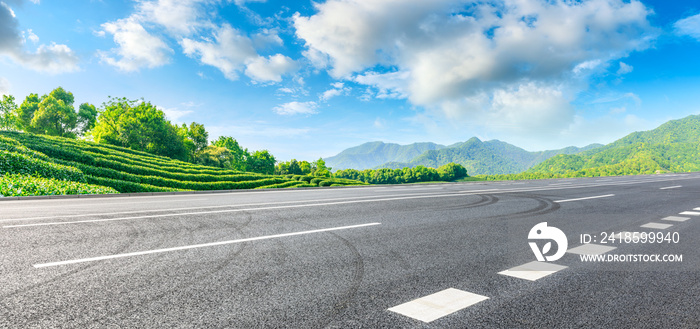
(0, 173, 117, 196)
(0, 150, 85, 182)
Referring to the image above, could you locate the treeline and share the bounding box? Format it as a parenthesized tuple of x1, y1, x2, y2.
(334, 163, 468, 184)
(0, 88, 276, 174)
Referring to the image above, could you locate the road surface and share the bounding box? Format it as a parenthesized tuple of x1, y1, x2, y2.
(1, 173, 698, 328)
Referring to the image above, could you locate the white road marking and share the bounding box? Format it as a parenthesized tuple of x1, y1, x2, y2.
(0, 192, 442, 223)
(498, 261, 568, 281)
(662, 216, 689, 222)
(33, 222, 381, 268)
(679, 211, 700, 216)
(659, 186, 682, 190)
(694, 207, 700, 211)
(5, 193, 467, 228)
(556, 194, 615, 203)
(567, 243, 616, 255)
(640, 223, 673, 230)
(387, 288, 488, 323)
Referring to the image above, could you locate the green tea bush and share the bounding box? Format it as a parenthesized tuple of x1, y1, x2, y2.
(0, 150, 85, 182)
(0, 173, 117, 196)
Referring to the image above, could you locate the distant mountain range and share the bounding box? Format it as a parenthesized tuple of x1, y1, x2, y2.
(324, 138, 602, 175)
(325, 114, 700, 177)
(527, 114, 700, 176)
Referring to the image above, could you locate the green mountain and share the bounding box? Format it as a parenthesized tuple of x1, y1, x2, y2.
(527, 114, 700, 176)
(379, 137, 601, 175)
(323, 141, 446, 170)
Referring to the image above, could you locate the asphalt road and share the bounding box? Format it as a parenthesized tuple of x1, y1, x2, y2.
(1, 173, 699, 328)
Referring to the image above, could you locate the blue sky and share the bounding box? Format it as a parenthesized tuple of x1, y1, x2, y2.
(1, 0, 699, 162)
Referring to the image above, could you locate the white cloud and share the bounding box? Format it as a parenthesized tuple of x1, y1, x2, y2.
(161, 107, 193, 123)
(674, 13, 700, 40)
(233, 0, 266, 6)
(181, 23, 256, 80)
(99, 17, 172, 71)
(0, 2, 79, 73)
(353, 71, 409, 99)
(244, 53, 297, 82)
(273, 101, 318, 115)
(137, 0, 214, 36)
(617, 62, 633, 75)
(320, 82, 350, 101)
(295, 0, 656, 135)
(24, 29, 38, 43)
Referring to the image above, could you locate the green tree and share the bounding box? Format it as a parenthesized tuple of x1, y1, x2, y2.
(187, 122, 208, 152)
(212, 136, 248, 171)
(90, 97, 188, 160)
(195, 145, 234, 168)
(76, 103, 98, 136)
(0, 95, 18, 130)
(30, 94, 78, 138)
(246, 150, 276, 174)
(312, 158, 331, 177)
(16, 93, 40, 131)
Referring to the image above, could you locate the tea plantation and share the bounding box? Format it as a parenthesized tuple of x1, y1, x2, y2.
(0, 131, 366, 196)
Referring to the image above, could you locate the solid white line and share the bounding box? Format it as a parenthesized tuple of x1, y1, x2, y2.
(556, 194, 615, 203)
(659, 186, 682, 190)
(0, 191, 441, 223)
(33, 222, 381, 268)
(5, 193, 467, 228)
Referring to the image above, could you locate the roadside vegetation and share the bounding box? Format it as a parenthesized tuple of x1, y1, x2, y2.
(0, 88, 366, 196)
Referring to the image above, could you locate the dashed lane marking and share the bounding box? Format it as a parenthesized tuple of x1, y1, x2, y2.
(567, 243, 616, 255)
(659, 186, 682, 190)
(640, 223, 673, 230)
(388, 288, 488, 323)
(662, 216, 689, 222)
(497, 261, 568, 281)
(556, 194, 615, 203)
(679, 211, 700, 216)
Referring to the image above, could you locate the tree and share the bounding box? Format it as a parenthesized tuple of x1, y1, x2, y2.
(212, 136, 248, 171)
(14, 87, 87, 138)
(16, 93, 40, 131)
(0, 95, 18, 130)
(76, 103, 98, 136)
(195, 146, 233, 168)
(30, 94, 78, 138)
(246, 150, 276, 174)
(90, 97, 188, 160)
(312, 158, 331, 177)
(187, 122, 208, 152)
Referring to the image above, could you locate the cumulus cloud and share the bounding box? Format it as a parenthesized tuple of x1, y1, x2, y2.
(0, 2, 79, 73)
(181, 23, 256, 80)
(320, 82, 351, 101)
(99, 17, 173, 71)
(245, 53, 297, 82)
(137, 0, 214, 36)
(295, 0, 656, 135)
(273, 101, 318, 115)
(674, 13, 700, 40)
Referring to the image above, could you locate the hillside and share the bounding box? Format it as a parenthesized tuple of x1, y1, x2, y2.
(0, 131, 365, 196)
(525, 114, 700, 177)
(376, 138, 601, 175)
(323, 141, 445, 170)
